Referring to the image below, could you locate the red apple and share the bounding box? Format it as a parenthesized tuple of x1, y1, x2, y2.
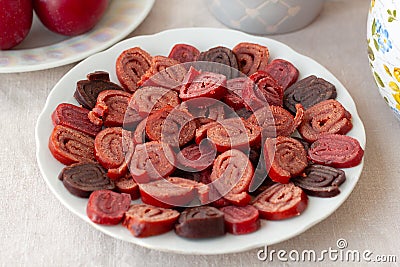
(0, 0, 33, 50)
(33, 0, 109, 36)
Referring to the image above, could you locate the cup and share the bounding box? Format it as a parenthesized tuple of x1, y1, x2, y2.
(206, 0, 325, 35)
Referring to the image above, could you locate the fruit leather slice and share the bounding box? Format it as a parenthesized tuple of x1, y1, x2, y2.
(94, 127, 129, 179)
(203, 118, 261, 153)
(145, 106, 196, 147)
(222, 77, 248, 111)
(88, 90, 132, 127)
(86, 189, 131, 225)
(210, 149, 254, 206)
(58, 162, 115, 198)
(168, 43, 200, 63)
(115, 173, 140, 200)
(247, 104, 304, 138)
(264, 59, 299, 91)
(179, 67, 227, 102)
(292, 164, 346, 198)
(252, 182, 308, 220)
(175, 206, 225, 238)
(129, 141, 176, 184)
(49, 125, 95, 165)
(233, 42, 269, 76)
(284, 75, 337, 114)
(298, 99, 352, 143)
(74, 74, 124, 109)
(308, 134, 364, 168)
(198, 46, 239, 79)
(264, 136, 308, 184)
(242, 71, 283, 110)
(130, 86, 180, 117)
(139, 177, 209, 208)
(220, 205, 260, 235)
(51, 103, 101, 137)
(116, 47, 152, 93)
(123, 204, 179, 237)
(138, 56, 186, 91)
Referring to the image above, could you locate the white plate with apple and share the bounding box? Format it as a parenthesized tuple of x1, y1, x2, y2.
(0, 0, 155, 73)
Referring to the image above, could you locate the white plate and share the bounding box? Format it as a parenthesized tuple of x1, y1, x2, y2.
(35, 28, 366, 255)
(0, 0, 154, 73)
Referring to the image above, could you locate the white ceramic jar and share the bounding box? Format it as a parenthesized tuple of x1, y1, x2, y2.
(206, 0, 325, 35)
(367, 0, 400, 121)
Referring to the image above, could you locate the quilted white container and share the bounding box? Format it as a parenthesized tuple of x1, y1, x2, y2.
(367, 0, 400, 121)
(206, 0, 325, 34)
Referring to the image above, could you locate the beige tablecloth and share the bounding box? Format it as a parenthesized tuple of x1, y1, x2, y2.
(1, 0, 399, 266)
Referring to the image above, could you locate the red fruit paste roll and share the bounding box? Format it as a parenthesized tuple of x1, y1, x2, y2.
(210, 149, 254, 206)
(94, 127, 129, 179)
(49, 125, 95, 165)
(264, 136, 308, 184)
(168, 43, 200, 63)
(252, 182, 308, 220)
(247, 104, 304, 138)
(86, 189, 131, 225)
(203, 118, 261, 153)
(116, 47, 152, 93)
(139, 177, 209, 208)
(222, 77, 249, 110)
(308, 134, 364, 168)
(169, 177, 210, 205)
(220, 205, 260, 235)
(197, 46, 239, 79)
(232, 42, 270, 76)
(58, 162, 115, 198)
(139, 178, 196, 208)
(130, 86, 180, 117)
(138, 56, 187, 91)
(179, 67, 227, 102)
(292, 164, 346, 198)
(298, 99, 353, 143)
(243, 70, 284, 109)
(51, 103, 101, 137)
(115, 173, 140, 200)
(175, 206, 225, 238)
(145, 106, 196, 147)
(122, 204, 180, 238)
(129, 141, 176, 184)
(88, 90, 132, 127)
(176, 141, 217, 171)
(264, 59, 299, 90)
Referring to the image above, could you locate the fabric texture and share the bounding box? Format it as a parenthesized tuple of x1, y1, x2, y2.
(0, 0, 399, 266)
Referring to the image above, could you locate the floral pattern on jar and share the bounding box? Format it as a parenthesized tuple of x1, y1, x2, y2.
(367, 0, 400, 120)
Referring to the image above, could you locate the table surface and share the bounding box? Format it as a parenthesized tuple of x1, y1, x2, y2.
(1, 0, 399, 266)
